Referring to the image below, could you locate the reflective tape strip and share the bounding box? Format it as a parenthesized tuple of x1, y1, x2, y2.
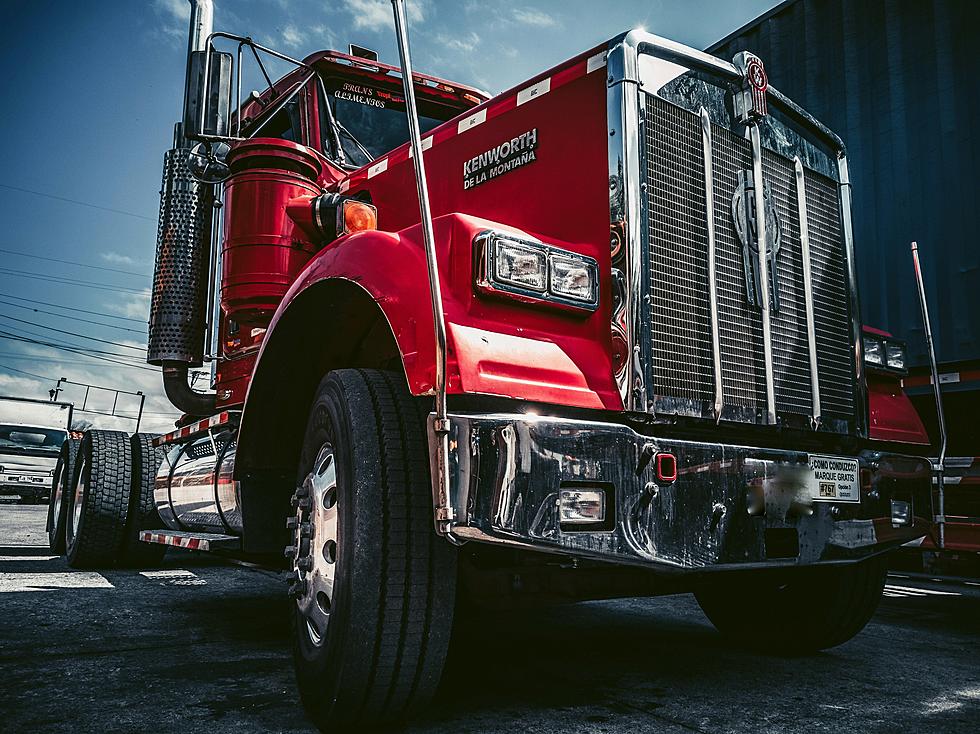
(408, 136, 433, 157)
(587, 51, 607, 74)
(367, 159, 388, 178)
(517, 78, 551, 106)
(457, 108, 487, 134)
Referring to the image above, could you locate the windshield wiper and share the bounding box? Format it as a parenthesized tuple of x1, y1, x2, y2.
(333, 120, 374, 167)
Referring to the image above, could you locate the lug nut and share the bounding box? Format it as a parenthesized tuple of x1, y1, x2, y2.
(285, 517, 298, 530)
(297, 497, 313, 512)
(283, 545, 296, 558)
(299, 522, 312, 538)
(298, 557, 313, 571)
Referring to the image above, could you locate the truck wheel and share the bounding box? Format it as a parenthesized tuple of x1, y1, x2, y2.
(695, 555, 889, 653)
(290, 369, 457, 729)
(65, 431, 133, 569)
(117, 433, 167, 567)
(47, 438, 80, 553)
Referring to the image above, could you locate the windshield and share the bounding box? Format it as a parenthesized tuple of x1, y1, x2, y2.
(320, 77, 446, 167)
(0, 425, 66, 453)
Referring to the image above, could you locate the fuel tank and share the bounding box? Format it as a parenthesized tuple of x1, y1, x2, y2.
(155, 429, 242, 535)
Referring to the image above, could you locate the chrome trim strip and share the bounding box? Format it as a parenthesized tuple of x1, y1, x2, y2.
(749, 124, 776, 425)
(793, 157, 822, 427)
(606, 43, 649, 412)
(700, 108, 723, 422)
(837, 156, 867, 437)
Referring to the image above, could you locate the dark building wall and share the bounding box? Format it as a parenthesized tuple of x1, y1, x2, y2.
(708, 0, 980, 369)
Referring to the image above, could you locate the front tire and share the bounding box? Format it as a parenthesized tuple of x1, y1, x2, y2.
(695, 555, 889, 653)
(290, 369, 457, 729)
(65, 431, 133, 569)
(47, 438, 80, 553)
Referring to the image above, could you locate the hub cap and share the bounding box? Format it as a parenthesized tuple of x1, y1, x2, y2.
(287, 442, 339, 647)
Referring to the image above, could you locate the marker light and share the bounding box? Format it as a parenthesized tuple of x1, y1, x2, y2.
(559, 488, 606, 524)
(339, 199, 378, 235)
(655, 452, 677, 484)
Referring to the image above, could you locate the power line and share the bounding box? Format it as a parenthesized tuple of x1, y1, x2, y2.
(0, 294, 145, 324)
(0, 182, 155, 221)
(0, 298, 144, 334)
(0, 267, 149, 295)
(0, 324, 146, 360)
(0, 333, 156, 372)
(0, 313, 146, 353)
(0, 362, 58, 382)
(0, 247, 148, 278)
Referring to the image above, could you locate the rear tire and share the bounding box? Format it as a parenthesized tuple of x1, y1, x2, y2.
(65, 431, 133, 569)
(117, 433, 167, 567)
(291, 369, 457, 729)
(695, 555, 889, 653)
(47, 438, 80, 553)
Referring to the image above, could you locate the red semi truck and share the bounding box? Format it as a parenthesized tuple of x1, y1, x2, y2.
(48, 1, 937, 728)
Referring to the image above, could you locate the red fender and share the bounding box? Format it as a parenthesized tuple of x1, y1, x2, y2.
(248, 212, 621, 411)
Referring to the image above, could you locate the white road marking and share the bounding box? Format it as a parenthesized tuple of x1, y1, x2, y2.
(0, 555, 57, 561)
(884, 584, 960, 597)
(0, 571, 113, 593)
(140, 569, 206, 586)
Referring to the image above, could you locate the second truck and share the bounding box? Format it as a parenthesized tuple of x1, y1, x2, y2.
(49, 1, 937, 728)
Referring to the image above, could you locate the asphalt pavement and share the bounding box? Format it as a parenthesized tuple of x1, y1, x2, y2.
(1, 504, 978, 733)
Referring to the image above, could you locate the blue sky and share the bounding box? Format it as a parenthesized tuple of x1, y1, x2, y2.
(0, 0, 776, 432)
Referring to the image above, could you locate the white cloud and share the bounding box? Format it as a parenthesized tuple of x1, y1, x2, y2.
(437, 31, 480, 54)
(512, 8, 558, 28)
(100, 251, 137, 266)
(104, 291, 151, 321)
(343, 0, 426, 32)
(281, 24, 305, 49)
(154, 0, 189, 24)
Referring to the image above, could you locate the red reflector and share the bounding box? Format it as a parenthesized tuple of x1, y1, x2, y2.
(655, 452, 677, 483)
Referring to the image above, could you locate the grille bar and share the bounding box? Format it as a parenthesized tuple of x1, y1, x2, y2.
(749, 123, 777, 425)
(700, 107, 723, 421)
(794, 155, 822, 425)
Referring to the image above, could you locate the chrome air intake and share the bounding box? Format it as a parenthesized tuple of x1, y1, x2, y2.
(147, 147, 213, 367)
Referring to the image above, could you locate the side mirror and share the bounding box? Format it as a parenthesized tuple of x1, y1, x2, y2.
(183, 50, 233, 139)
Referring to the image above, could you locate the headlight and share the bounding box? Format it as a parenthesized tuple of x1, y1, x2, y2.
(885, 341, 906, 371)
(863, 332, 907, 374)
(494, 239, 547, 291)
(475, 231, 599, 311)
(863, 335, 884, 366)
(550, 254, 598, 302)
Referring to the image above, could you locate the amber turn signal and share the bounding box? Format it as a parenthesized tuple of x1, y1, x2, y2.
(340, 199, 378, 235)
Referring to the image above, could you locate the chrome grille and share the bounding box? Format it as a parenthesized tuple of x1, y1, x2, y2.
(642, 94, 855, 426)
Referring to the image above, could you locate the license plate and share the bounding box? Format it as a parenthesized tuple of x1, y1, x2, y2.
(808, 455, 860, 503)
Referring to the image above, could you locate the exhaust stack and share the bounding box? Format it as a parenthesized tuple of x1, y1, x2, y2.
(147, 0, 217, 417)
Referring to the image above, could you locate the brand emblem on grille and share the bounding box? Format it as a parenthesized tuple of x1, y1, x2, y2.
(732, 170, 782, 313)
(732, 52, 768, 122)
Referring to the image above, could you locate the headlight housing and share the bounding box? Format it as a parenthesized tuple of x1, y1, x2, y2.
(475, 231, 599, 311)
(863, 332, 907, 375)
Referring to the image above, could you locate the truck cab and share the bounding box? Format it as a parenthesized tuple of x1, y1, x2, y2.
(0, 397, 71, 504)
(56, 3, 935, 730)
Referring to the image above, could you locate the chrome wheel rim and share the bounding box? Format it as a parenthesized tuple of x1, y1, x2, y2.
(289, 442, 339, 647)
(68, 455, 87, 544)
(51, 462, 64, 529)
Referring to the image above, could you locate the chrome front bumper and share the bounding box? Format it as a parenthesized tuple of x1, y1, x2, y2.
(441, 413, 933, 571)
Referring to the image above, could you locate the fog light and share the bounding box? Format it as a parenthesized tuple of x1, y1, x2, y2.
(891, 499, 911, 527)
(559, 488, 605, 524)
